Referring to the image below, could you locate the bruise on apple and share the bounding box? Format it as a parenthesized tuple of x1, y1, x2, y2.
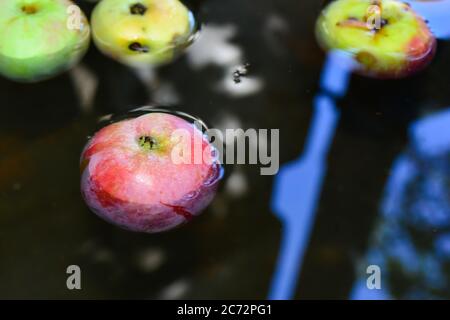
(80, 158, 90, 174)
(356, 51, 378, 69)
(160, 202, 194, 221)
(21, 4, 38, 14)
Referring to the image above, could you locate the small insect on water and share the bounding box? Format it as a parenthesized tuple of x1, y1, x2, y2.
(233, 63, 251, 84)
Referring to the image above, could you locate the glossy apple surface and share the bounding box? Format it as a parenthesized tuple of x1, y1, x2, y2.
(0, 0, 90, 82)
(80, 112, 222, 233)
(316, 0, 436, 78)
(91, 0, 196, 67)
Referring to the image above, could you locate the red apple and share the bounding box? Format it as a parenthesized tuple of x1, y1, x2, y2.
(80, 112, 222, 233)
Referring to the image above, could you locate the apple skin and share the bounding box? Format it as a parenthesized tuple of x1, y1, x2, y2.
(316, 0, 437, 78)
(91, 0, 196, 67)
(0, 0, 90, 82)
(80, 112, 222, 233)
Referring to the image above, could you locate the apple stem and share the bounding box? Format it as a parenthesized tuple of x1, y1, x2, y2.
(369, 0, 383, 22)
(129, 42, 149, 53)
(371, 0, 382, 11)
(130, 3, 147, 15)
(138, 136, 158, 151)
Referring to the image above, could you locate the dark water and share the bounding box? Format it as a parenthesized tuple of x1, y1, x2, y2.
(0, 0, 449, 299)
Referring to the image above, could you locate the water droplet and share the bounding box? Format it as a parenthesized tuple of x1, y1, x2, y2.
(203, 161, 224, 187)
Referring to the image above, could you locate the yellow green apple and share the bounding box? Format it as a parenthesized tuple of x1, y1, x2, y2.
(0, 0, 90, 82)
(316, 0, 437, 78)
(91, 0, 196, 67)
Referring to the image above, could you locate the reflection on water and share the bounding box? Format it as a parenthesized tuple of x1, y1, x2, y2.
(269, 51, 351, 299)
(271, 1, 450, 299)
(97, 106, 210, 132)
(410, 0, 450, 40)
(352, 109, 450, 299)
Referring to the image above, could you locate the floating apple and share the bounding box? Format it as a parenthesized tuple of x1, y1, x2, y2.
(80, 112, 222, 233)
(0, 0, 90, 82)
(316, 0, 437, 78)
(91, 0, 197, 67)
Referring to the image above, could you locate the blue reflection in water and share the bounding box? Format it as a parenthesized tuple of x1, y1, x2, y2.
(351, 109, 450, 300)
(409, 0, 450, 40)
(350, 3, 450, 298)
(269, 1, 450, 299)
(268, 51, 354, 299)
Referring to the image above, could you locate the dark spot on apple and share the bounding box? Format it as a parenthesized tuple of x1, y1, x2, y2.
(130, 3, 147, 15)
(80, 158, 90, 174)
(129, 42, 149, 53)
(161, 202, 194, 221)
(138, 135, 158, 150)
(373, 18, 389, 33)
(356, 51, 377, 68)
(171, 33, 183, 45)
(21, 5, 38, 14)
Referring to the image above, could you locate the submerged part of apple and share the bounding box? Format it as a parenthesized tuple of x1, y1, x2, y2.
(91, 0, 197, 67)
(80, 112, 222, 233)
(316, 0, 436, 78)
(0, 0, 90, 82)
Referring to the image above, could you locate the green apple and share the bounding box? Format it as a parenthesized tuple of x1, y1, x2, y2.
(91, 0, 196, 67)
(0, 0, 90, 82)
(316, 0, 436, 78)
